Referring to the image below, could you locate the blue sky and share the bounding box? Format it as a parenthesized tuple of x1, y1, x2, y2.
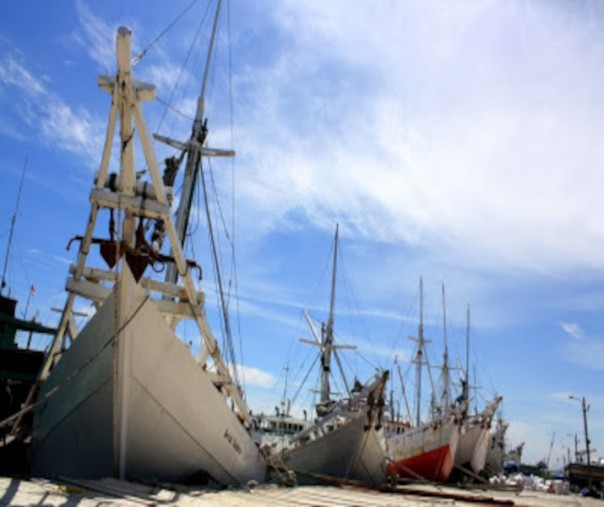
(1, 0, 603, 469)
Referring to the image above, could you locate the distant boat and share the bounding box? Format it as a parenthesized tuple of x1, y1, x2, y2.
(30, 4, 266, 486)
(503, 441, 525, 470)
(252, 409, 312, 455)
(261, 225, 389, 485)
(566, 461, 604, 492)
(386, 278, 465, 483)
(485, 414, 508, 475)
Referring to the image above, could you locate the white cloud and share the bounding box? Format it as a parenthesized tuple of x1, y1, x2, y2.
(74, 0, 117, 72)
(0, 54, 45, 95)
(39, 100, 101, 161)
(560, 322, 584, 341)
(0, 50, 103, 164)
(556, 323, 604, 371)
(53, 255, 74, 266)
(234, 364, 277, 389)
(565, 336, 604, 372)
(226, 0, 604, 275)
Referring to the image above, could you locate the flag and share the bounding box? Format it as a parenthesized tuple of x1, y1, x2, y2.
(30, 284, 36, 295)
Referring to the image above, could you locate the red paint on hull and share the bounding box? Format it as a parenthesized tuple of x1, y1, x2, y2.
(387, 443, 453, 482)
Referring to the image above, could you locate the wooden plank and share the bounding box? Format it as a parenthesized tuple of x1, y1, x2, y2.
(90, 189, 170, 220)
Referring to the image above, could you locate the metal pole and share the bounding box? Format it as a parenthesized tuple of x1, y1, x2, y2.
(581, 397, 591, 468)
(1, 159, 27, 295)
(570, 395, 592, 489)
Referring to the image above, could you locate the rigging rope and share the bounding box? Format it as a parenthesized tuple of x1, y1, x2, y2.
(290, 353, 320, 409)
(132, 0, 201, 66)
(339, 246, 383, 372)
(200, 156, 240, 389)
(0, 294, 151, 431)
(155, 97, 194, 122)
(224, 0, 246, 395)
(155, 0, 213, 134)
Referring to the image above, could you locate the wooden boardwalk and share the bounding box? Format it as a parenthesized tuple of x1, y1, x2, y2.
(0, 476, 601, 506)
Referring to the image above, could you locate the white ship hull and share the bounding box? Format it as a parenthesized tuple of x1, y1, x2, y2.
(280, 414, 386, 485)
(486, 437, 504, 475)
(455, 397, 501, 475)
(485, 422, 508, 475)
(32, 268, 266, 485)
(455, 421, 489, 474)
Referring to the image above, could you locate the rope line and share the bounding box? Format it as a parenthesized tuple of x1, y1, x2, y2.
(132, 0, 200, 65)
(0, 294, 151, 431)
(155, 0, 213, 134)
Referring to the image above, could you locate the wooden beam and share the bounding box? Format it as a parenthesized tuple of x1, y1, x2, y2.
(90, 189, 170, 220)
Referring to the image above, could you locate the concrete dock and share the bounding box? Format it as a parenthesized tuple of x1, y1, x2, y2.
(1, 476, 602, 506)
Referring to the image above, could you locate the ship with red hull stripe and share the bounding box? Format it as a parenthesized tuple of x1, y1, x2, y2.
(385, 278, 464, 483)
(386, 413, 460, 482)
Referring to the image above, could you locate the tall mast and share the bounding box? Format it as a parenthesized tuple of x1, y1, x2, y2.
(320, 223, 339, 406)
(156, 0, 237, 374)
(409, 276, 436, 425)
(1, 159, 27, 296)
(414, 277, 424, 426)
(441, 284, 450, 410)
(464, 304, 470, 402)
(169, 0, 224, 258)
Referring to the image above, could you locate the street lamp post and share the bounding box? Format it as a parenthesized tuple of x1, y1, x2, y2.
(569, 395, 592, 489)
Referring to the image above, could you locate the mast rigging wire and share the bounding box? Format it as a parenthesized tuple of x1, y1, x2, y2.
(132, 0, 200, 66)
(225, 0, 246, 393)
(154, 0, 213, 135)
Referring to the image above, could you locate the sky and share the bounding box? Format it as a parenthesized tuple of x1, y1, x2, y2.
(1, 0, 603, 469)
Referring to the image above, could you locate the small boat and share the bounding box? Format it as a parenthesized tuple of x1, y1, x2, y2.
(386, 278, 465, 483)
(30, 3, 265, 486)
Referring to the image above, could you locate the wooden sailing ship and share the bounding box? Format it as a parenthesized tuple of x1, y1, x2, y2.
(452, 306, 503, 477)
(386, 278, 465, 483)
(31, 5, 266, 485)
(262, 225, 389, 485)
